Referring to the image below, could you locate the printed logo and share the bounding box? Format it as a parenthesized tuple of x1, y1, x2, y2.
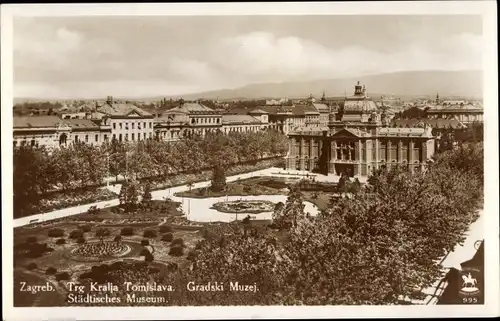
(458, 267, 481, 303)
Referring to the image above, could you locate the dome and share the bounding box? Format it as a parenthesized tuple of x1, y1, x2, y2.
(343, 99, 379, 113)
(343, 82, 379, 113)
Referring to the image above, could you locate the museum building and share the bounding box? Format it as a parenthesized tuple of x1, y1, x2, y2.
(285, 82, 436, 176)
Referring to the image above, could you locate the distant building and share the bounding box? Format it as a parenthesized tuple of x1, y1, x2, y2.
(410, 94, 484, 124)
(286, 82, 436, 176)
(13, 116, 110, 149)
(265, 98, 289, 105)
(92, 96, 155, 142)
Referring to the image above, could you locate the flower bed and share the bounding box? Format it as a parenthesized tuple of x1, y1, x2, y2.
(69, 241, 131, 261)
(211, 200, 276, 214)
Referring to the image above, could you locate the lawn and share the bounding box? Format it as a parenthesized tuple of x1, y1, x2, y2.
(175, 176, 336, 211)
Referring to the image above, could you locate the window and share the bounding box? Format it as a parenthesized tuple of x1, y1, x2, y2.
(131, 133, 135, 141)
(149, 122, 152, 129)
(191, 118, 195, 124)
(104, 135, 108, 141)
(125, 134, 128, 141)
(113, 123, 116, 130)
(144, 133, 146, 139)
(217, 118, 220, 124)
(119, 134, 122, 142)
(95, 134, 99, 142)
(119, 123, 123, 129)
(85, 135, 89, 143)
(132, 123, 135, 129)
(31, 139, 36, 147)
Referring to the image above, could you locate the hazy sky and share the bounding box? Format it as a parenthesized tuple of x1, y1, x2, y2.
(13, 15, 482, 99)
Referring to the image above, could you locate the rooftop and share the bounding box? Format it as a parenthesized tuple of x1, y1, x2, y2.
(391, 118, 468, 129)
(169, 102, 215, 114)
(222, 114, 262, 124)
(14, 116, 64, 128)
(97, 103, 153, 117)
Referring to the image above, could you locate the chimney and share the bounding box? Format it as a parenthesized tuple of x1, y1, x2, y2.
(107, 96, 114, 105)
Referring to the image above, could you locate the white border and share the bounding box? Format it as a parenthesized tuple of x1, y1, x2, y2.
(1, 2, 498, 320)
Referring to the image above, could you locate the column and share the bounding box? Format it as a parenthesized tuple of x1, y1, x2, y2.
(330, 140, 336, 174)
(409, 140, 414, 172)
(421, 140, 427, 171)
(300, 137, 305, 170)
(398, 140, 403, 164)
(355, 140, 362, 176)
(286, 138, 294, 169)
(387, 140, 392, 166)
(309, 138, 313, 170)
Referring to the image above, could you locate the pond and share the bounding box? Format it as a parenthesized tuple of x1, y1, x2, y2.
(152, 192, 320, 223)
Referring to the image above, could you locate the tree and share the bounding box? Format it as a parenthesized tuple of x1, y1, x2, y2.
(211, 165, 227, 192)
(95, 228, 110, 244)
(337, 172, 351, 194)
(142, 183, 152, 203)
(13, 146, 53, 217)
(273, 185, 306, 230)
(118, 181, 140, 212)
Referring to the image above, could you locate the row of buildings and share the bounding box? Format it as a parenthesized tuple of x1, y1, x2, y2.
(284, 82, 483, 176)
(12, 95, 335, 149)
(13, 84, 483, 179)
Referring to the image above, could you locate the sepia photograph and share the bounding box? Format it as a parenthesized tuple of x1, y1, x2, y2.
(1, 1, 498, 320)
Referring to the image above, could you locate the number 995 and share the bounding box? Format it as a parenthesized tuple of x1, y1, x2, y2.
(462, 297, 478, 304)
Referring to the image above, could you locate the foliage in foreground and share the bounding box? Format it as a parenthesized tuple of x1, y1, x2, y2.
(181, 143, 484, 305)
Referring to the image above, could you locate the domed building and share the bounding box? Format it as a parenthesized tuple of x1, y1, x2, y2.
(341, 81, 379, 122)
(285, 82, 436, 176)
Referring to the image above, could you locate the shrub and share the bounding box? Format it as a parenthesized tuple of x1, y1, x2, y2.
(55, 272, 70, 281)
(194, 240, 205, 250)
(47, 228, 64, 238)
(114, 235, 122, 242)
(55, 238, 66, 245)
(110, 261, 124, 271)
(161, 233, 173, 242)
(141, 239, 150, 246)
(187, 250, 198, 261)
(167, 262, 179, 271)
(26, 236, 37, 244)
(168, 245, 184, 257)
(27, 262, 37, 270)
(79, 225, 92, 233)
(120, 227, 134, 236)
(171, 238, 184, 247)
(143, 229, 157, 238)
(77, 237, 86, 244)
(139, 248, 151, 257)
(95, 228, 110, 240)
(159, 225, 173, 234)
(69, 229, 84, 239)
(46, 267, 57, 275)
(149, 267, 160, 273)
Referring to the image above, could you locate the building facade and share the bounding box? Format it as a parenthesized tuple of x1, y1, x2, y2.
(13, 116, 111, 149)
(285, 82, 436, 176)
(93, 96, 155, 143)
